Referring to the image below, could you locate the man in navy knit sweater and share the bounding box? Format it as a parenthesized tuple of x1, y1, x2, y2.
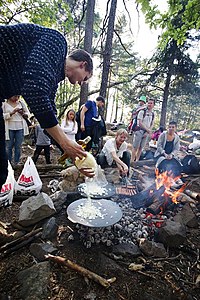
(0, 23, 94, 188)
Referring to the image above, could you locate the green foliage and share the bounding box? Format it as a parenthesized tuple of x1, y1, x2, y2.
(135, 0, 200, 47)
(0, 0, 74, 34)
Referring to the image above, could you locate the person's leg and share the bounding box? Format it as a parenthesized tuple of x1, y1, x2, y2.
(121, 151, 131, 168)
(136, 134, 148, 161)
(44, 145, 51, 164)
(7, 130, 15, 163)
(84, 126, 93, 151)
(131, 131, 142, 162)
(0, 107, 8, 189)
(97, 152, 108, 168)
(32, 145, 43, 163)
(135, 147, 143, 161)
(14, 129, 24, 164)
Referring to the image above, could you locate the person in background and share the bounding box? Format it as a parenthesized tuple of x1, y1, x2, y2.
(97, 129, 131, 179)
(151, 126, 164, 141)
(131, 99, 155, 162)
(2, 95, 29, 166)
(78, 96, 105, 151)
(61, 109, 78, 142)
(0, 23, 94, 189)
(32, 124, 51, 164)
(28, 116, 37, 146)
(154, 121, 180, 163)
(128, 95, 147, 134)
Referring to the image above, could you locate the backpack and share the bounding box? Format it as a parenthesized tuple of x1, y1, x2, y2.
(132, 108, 154, 132)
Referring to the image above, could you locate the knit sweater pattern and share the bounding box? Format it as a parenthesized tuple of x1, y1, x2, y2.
(0, 23, 67, 128)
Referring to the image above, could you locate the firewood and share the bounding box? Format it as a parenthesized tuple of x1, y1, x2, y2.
(0, 227, 42, 252)
(1, 232, 42, 256)
(131, 167, 145, 176)
(45, 254, 116, 288)
(184, 189, 200, 201)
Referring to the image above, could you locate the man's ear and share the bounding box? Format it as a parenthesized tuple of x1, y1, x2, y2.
(80, 61, 87, 69)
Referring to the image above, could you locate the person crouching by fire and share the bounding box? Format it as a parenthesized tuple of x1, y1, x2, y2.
(97, 128, 131, 180)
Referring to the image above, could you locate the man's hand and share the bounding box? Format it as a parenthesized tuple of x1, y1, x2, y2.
(62, 139, 86, 160)
(117, 162, 128, 175)
(80, 124, 85, 132)
(79, 167, 95, 178)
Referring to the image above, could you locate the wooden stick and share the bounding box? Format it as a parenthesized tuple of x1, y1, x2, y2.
(0, 227, 42, 252)
(131, 167, 145, 176)
(2, 232, 42, 256)
(45, 254, 116, 288)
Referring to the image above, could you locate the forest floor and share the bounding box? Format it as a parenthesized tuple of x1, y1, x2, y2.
(0, 138, 199, 300)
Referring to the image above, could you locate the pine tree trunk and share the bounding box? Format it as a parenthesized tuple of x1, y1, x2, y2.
(99, 0, 117, 99)
(79, 0, 95, 107)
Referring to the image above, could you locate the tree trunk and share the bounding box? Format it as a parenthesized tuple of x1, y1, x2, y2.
(114, 92, 118, 121)
(160, 71, 171, 128)
(79, 0, 95, 107)
(120, 101, 124, 122)
(99, 0, 117, 99)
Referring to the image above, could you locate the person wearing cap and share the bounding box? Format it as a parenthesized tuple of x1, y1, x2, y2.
(128, 95, 147, 135)
(0, 23, 94, 189)
(131, 98, 155, 162)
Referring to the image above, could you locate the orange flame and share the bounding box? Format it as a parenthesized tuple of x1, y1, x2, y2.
(155, 168, 186, 204)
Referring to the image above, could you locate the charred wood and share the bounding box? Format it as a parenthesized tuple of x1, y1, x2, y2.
(0, 228, 42, 252)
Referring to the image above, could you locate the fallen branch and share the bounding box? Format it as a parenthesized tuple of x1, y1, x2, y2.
(164, 272, 187, 299)
(1, 232, 42, 256)
(131, 167, 145, 176)
(0, 227, 42, 252)
(152, 254, 183, 262)
(45, 254, 116, 288)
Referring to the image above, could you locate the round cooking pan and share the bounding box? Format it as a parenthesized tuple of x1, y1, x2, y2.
(157, 158, 182, 177)
(67, 198, 122, 227)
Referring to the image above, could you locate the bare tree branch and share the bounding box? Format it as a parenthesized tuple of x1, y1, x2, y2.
(57, 68, 152, 118)
(122, 0, 133, 35)
(114, 29, 135, 57)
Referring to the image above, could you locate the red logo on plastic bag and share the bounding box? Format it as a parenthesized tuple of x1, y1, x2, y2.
(18, 174, 34, 187)
(1, 183, 12, 194)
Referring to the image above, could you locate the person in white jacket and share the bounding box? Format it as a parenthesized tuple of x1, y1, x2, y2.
(2, 95, 30, 165)
(61, 109, 78, 142)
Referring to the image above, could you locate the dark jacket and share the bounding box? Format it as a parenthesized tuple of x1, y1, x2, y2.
(0, 23, 67, 128)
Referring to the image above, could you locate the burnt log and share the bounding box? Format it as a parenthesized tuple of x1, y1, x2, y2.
(146, 197, 173, 215)
(129, 184, 165, 209)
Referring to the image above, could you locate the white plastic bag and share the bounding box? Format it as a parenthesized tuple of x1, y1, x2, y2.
(0, 161, 15, 207)
(15, 157, 42, 196)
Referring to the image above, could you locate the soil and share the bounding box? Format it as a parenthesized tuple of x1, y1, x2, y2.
(0, 142, 199, 300)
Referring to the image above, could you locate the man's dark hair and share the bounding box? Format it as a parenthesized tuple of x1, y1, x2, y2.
(149, 98, 156, 105)
(96, 96, 105, 103)
(68, 49, 93, 73)
(169, 120, 177, 126)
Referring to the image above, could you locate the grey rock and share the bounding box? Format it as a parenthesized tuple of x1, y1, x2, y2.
(17, 261, 51, 299)
(139, 239, 167, 257)
(157, 219, 186, 248)
(112, 242, 141, 258)
(29, 242, 58, 261)
(42, 217, 58, 240)
(50, 191, 68, 211)
(18, 192, 56, 226)
(174, 203, 198, 228)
